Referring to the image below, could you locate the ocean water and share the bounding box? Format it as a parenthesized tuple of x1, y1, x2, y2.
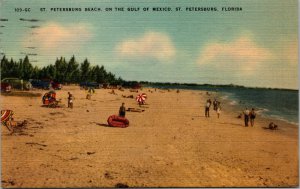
(218, 88, 299, 125)
(147, 85, 299, 125)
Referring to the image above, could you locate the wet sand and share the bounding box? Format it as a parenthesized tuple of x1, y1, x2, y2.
(1, 86, 298, 187)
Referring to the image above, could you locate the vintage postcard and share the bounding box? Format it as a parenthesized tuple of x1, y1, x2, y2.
(0, 0, 298, 188)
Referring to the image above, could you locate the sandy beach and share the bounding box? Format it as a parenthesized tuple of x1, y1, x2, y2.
(1, 86, 298, 187)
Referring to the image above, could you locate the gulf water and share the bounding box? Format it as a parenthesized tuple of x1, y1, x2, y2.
(147, 84, 299, 125)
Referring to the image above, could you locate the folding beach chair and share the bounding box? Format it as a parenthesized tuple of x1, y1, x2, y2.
(1, 110, 14, 132)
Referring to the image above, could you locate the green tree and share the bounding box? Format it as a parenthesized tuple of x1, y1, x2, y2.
(66, 55, 79, 83)
(55, 57, 68, 82)
(31, 66, 40, 79)
(47, 64, 56, 79)
(80, 58, 91, 82)
(22, 56, 33, 80)
(0, 56, 10, 78)
(1, 55, 124, 85)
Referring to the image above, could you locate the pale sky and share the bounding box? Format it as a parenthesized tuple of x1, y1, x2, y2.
(0, 0, 298, 89)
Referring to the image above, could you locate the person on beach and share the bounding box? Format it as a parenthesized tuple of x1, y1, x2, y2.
(237, 113, 243, 118)
(119, 103, 126, 117)
(250, 108, 256, 127)
(67, 92, 74, 109)
(86, 87, 95, 100)
(110, 89, 116, 95)
(268, 122, 278, 130)
(205, 99, 212, 117)
(216, 102, 221, 118)
(243, 108, 250, 126)
(213, 99, 218, 111)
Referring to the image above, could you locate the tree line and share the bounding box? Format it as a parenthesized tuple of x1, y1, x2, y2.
(1, 55, 124, 85)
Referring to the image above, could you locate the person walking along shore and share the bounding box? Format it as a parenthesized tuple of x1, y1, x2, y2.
(243, 108, 250, 126)
(205, 99, 212, 118)
(250, 108, 256, 127)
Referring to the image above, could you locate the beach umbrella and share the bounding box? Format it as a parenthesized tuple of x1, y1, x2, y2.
(1, 110, 13, 123)
(136, 93, 147, 104)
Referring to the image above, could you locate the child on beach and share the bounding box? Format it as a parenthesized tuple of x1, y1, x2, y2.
(119, 103, 126, 117)
(216, 103, 221, 118)
(68, 92, 74, 109)
(250, 108, 256, 127)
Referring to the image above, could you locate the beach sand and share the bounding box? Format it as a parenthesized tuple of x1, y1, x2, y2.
(1, 86, 298, 187)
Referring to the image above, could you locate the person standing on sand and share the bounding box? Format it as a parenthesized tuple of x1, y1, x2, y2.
(217, 102, 221, 118)
(205, 99, 212, 117)
(250, 108, 256, 127)
(213, 99, 218, 111)
(119, 103, 126, 117)
(68, 92, 74, 109)
(243, 108, 250, 126)
(86, 87, 95, 100)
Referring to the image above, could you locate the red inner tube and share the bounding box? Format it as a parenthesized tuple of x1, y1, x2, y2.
(107, 115, 129, 128)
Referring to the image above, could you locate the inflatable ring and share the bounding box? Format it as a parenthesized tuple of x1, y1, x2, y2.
(107, 115, 129, 128)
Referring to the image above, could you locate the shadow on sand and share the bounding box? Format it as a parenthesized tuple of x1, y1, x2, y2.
(95, 123, 111, 127)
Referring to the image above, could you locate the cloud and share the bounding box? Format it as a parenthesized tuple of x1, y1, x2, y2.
(116, 31, 176, 62)
(197, 35, 273, 73)
(23, 22, 93, 53)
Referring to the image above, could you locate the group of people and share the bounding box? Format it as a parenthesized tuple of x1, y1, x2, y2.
(243, 108, 256, 127)
(205, 98, 221, 118)
(204, 97, 258, 127)
(67, 90, 127, 119)
(66, 90, 259, 129)
(68, 87, 95, 108)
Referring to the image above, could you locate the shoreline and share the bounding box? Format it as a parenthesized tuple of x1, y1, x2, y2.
(1, 86, 298, 187)
(220, 93, 299, 127)
(147, 86, 298, 127)
(146, 86, 298, 127)
(216, 91, 299, 128)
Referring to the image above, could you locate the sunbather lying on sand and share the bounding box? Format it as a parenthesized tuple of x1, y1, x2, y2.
(237, 113, 243, 118)
(6, 120, 27, 128)
(122, 95, 134, 98)
(126, 108, 145, 112)
(268, 122, 278, 130)
(109, 90, 117, 95)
